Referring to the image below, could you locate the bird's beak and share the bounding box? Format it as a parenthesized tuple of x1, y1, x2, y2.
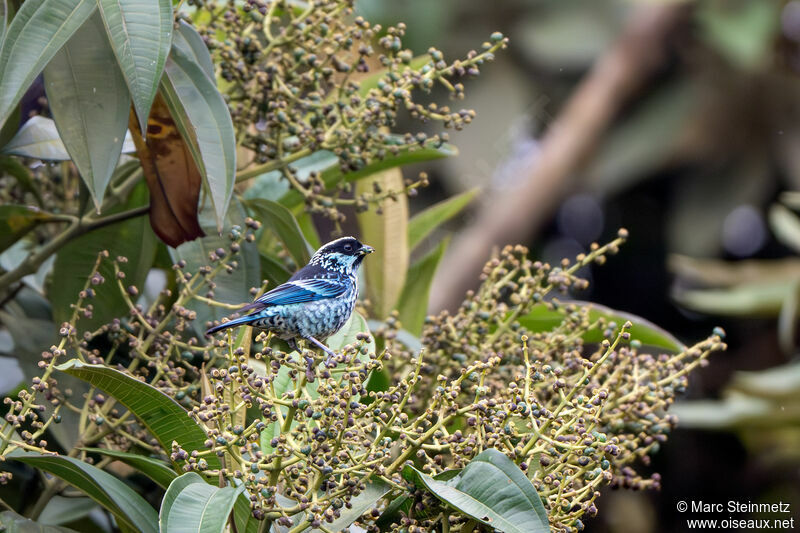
(359, 245, 375, 256)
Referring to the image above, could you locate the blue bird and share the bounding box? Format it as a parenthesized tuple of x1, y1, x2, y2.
(206, 237, 373, 370)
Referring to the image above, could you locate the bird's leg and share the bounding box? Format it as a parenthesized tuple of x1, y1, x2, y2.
(286, 338, 300, 353)
(305, 336, 338, 367)
(286, 337, 316, 382)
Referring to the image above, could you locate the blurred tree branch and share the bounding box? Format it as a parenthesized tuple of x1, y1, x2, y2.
(430, 4, 688, 311)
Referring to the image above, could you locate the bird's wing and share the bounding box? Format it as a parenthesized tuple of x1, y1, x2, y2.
(252, 278, 347, 308)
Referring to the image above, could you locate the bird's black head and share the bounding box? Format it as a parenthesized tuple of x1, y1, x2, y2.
(311, 237, 374, 273)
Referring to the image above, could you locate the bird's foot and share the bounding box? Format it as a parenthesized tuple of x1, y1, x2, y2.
(305, 336, 339, 368)
(303, 355, 317, 383)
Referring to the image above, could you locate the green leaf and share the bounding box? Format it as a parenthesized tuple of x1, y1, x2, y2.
(519, 301, 685, 353)
(396, 238, 448, 336)
(778, 282, 800, 356)
(0, 0, 95, 129)
(97, 0, 172, 134)
(81, 447, 177, 489)
(0, 156, 44, 206)
(731, 361, 800, 399)
(0, 116, 135, 161)
(0, 510, 82, 533)
(327, 310, 375, 355)
(674, 281, 792, 318)
(56, 360, 220, 469)
(170, 199, 260, 336)
(50, 182, 156, 331)
(0, 101, 20, 148)
(173, 20, 215, 82)
(0, 205, 43, 253)
(38, 496, 97, 526)
(377, 470, 460, 528)
(246, 198, 312, 266)
(0, 0, 7, 44)
(159, 472, 243, 533)
(232, 492, 260, 533)
(279, 142, 457, 209)
(259, 251, 292, 288)
(669, 254, 800, 287)
(308, 478, 390, 533)
(357, 168, 408, 317)
(1, 115, 70, 160)
(43, 12, 129, 210)
(11, 453, 158, 533)
(671, 394, 776, 429)
(408, 189, 478, 250)
(402, 449, 549, 533)
(697, 0, 779, 70)
(295, 211, 321, 249)
(769, 204, 800, 254)
(160, 42, 236, 231)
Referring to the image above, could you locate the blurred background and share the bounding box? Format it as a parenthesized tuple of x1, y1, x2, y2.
(357, 0, 800, 531)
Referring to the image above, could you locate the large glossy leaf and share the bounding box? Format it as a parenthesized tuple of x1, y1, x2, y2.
(327, 310, 375, 355)
(43, 12, 129, 210)
(246, 198, 312, 266)
(259, 251, 292, 288)
(81, 447, 177, 489)
(0, 115, 136, 160)
(56, 360, 220, 468)
(159, 472, 243, 533)
(407, 189, 478, 251)
(0, 205, 43, 253)
(669, 254, 800, 287)
(376, 470, 460, 528)
(233, 496, 259, 533)
(128, 92, 204, 247)
(1, 115, 70, 160)
(295, 212, 321, 249)
(172, 20, 214, 82)
(278, 142, 458, 209)
(396, 238, 447, 336)
(0, 0, 7, 44)
(97, 0, 172, 134)
(38, 496, 97, 527)
(308, 478, 390, 533)
(674, 282, 791, 318)
(0, 510, 81, 533)
(170, 199, 260, 335)
(161, 42, 236, 231)
(357, 168, 408, 318)
(769, 204, 800, 255)
(11, 453, 158, 533)
(518, 301, 685, 353)
(0, 101, 19, 148)
(402, 449, 549, 533)
(0, 0, 95, 129)
(50, 182, 156, 331)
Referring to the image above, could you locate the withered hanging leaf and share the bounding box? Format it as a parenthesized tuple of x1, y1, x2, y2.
(127, 93, 204, 247)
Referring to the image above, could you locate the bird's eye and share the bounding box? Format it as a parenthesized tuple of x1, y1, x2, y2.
(344, 244, 353, 252)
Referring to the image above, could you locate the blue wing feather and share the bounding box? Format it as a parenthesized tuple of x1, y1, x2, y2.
(255, 278, 346, 306)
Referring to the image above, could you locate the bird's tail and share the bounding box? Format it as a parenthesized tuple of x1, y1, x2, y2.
(205, 314, 257, 336)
